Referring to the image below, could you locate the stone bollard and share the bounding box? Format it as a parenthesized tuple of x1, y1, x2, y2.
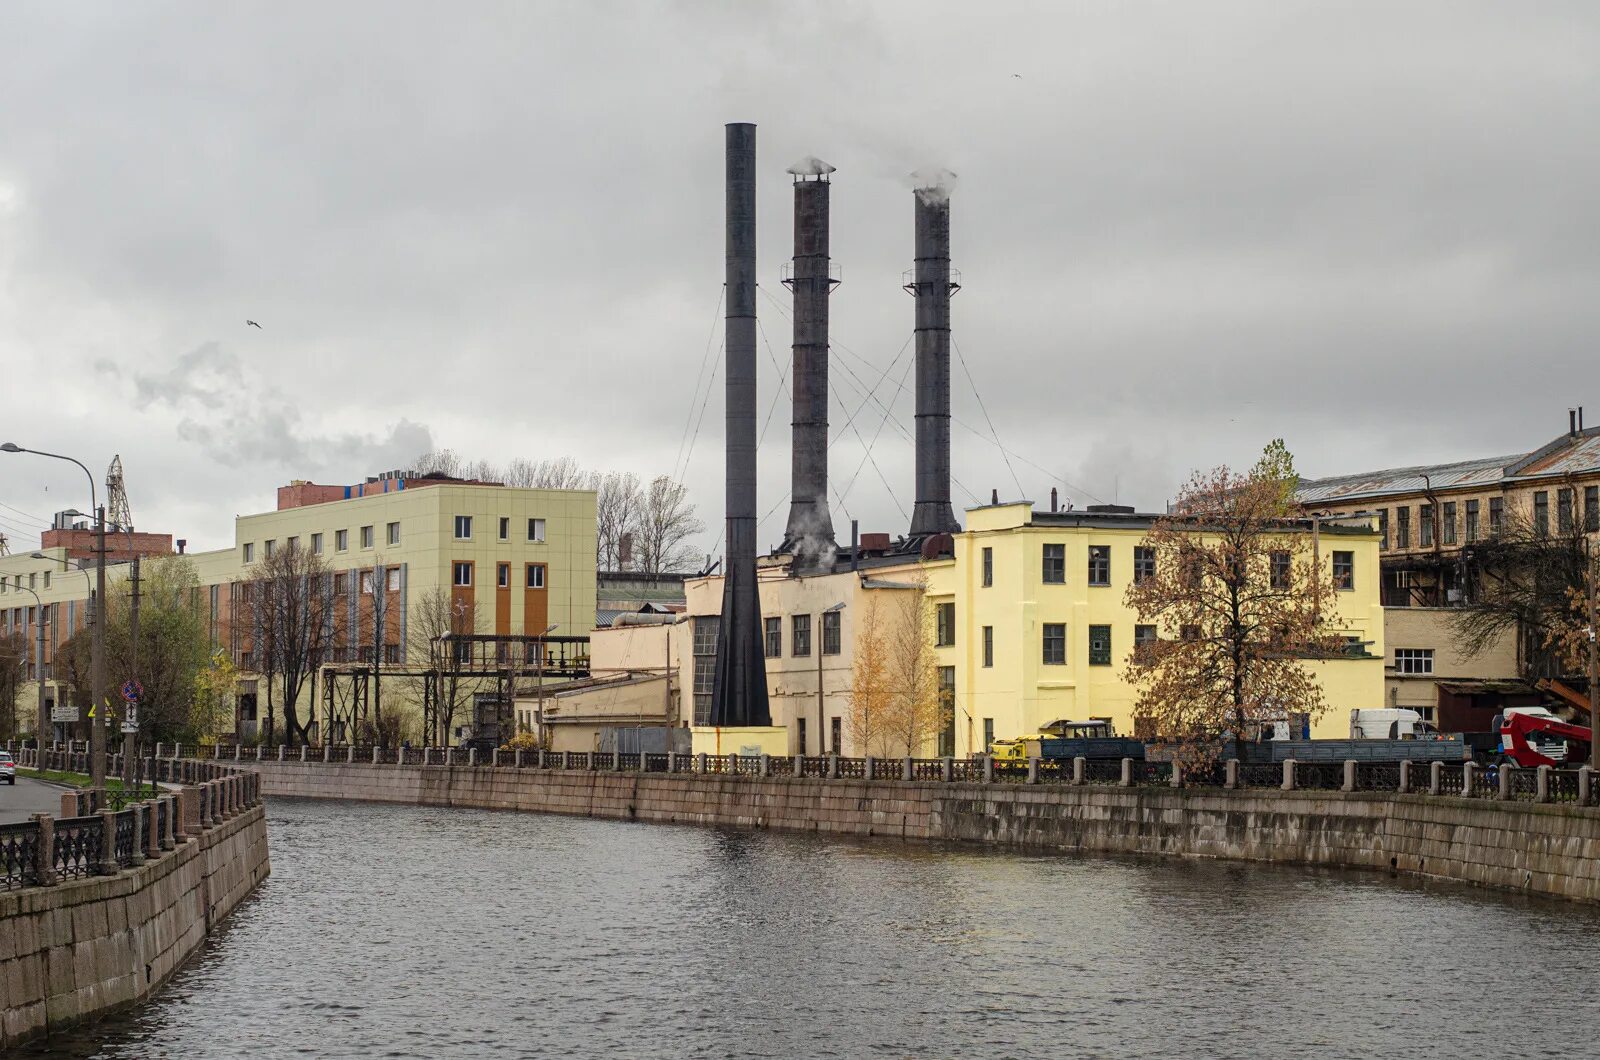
(176, 789, 196, 841)
(1430, 760, 1443, 795)
(299, 746, 308, 763)
(60, 790, 80, 819)
(539, 749, 548, 769)
(1580, 766, 1594, 807)
(795, 754, 805, 778)
(1121, 757, 1134, 787)
(725, 753, 738, 775)
(1026, 757, 1038, 785)
(1342, 760, 1357, 793)
(146, 807, 163, 864)
(1073, 756, 1087, 785)
(1399, 760, 1413, 794)
(235, 743, 243, 761)
(492, 748, 502, 768)
(1463, 761, 1478, 797)
(97, 810, 120, 875)
(759, 754, 770, 778)
(347, 746, 355, 764)
(1170, 762, 1184, 788)
(903, 756, 914, 782)
(1282, 759, 1297, 791)
(128, 806, 146, 866)
(982, 756, 994, 784)
(1537, 764, 1552, 803)
(696, 752, 708, 774)
(829, 754, 840, 780)
(154, 742, 163, 759)
(277, 745, 285, 762)
(510, 749, 521, 769)
(1225, 759, 1239, 789)
(31, 814, 57, 886)
(1499, 764, 1514, 801)
(161, 796, 176, 849)
(942, 756, 953, 783)
(469, 748, 479, 768)
(865, 755, 876, 781)
(372, 747, 381, 765)
(562, 751, 572, 770)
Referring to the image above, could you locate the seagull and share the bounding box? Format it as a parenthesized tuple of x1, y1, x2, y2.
(1012, 73, 1022, 78)
(246, 320, 262, 328)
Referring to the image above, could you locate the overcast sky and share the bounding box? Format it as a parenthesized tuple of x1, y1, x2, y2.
(2, 2, 1596, 559)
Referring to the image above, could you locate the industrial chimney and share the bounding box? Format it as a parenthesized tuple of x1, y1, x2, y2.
(907, 179, 960, 537)
(710, 122, 772, 728)
(782, 156, 839, 571)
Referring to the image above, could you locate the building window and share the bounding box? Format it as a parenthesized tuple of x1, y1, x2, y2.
(1558, 488, 1574, 534)
(1396, 507, 1410, 549)
(264, 539, 277, 558)
(1088, 624, 1111, 666)
(982, 718, 995, 753)
(1442, 502, 1456, 545)
(1332, 550, 1354, 591)
(1042, 543, 1065, 584)
(764, 617, 781, 658)
(360, 525, 374, 549)
(938, 667, 956, 755)
(693, 617, 719, 725)
(982, 625, 993, 668)
(830, 716, 842, 754)
(1133, 546, 1155, 585)
(1419, 504, 1434, 548)
(1087, 545, 1110, 587)
(286, 536, 300, 554)
(1587, 486, 1599, 533)
(822, 610, 841, 655)
(384, 643, 401, 665)
(383, 568, 398, 592)
(981, 547, 993, 587)
(242, 543, 254, 563)
(497, 517, 510, 541)
(525, 564, 545, 589)
(529, 518, 546, 542)
(1465, 500, 1479, 544)
(796, 717, 807, 755)
(453, 562, 473, 587)
(333, 571, 349, 595)
(387, 522, 401, 546)
(1394, 648, 1434, 675)
(1134, 624, 1158, 662)
(497, 563, 510, 589)
(336, 529, 349, 552)
(792, 614, 812, 657)
(1377, 509, 1388, 551)
(42, 572, 50, 590)
(1534, 491, 1549, 536)
(1489, 496, 1504, 535)
(360, 570, 374, 595)
(454, 516, 473, 540)
(1042, 623, 1066, 665)
(1270, 550, 1291, 590)
(935, 602, 955, 646)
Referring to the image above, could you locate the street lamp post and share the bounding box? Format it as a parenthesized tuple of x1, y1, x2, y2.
(4, 442, 108, 796)
(14, 584, 47, 750)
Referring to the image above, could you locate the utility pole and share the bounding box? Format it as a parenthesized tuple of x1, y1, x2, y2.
(122, 552, 140, 787)
(91, 504, 106, 795)
(1589, 538, 1599, 773)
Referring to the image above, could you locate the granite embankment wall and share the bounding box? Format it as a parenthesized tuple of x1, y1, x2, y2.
(1, 803, 270, 1048)
(253, 760, 1600, 904)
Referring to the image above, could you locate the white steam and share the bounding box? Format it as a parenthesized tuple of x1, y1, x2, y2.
(786, 156, 837, 177)
(907, 166, 958, 205)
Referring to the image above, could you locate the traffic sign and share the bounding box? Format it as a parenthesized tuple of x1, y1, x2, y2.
(120, 679, 143, 703)
(122, 703, 139, 732)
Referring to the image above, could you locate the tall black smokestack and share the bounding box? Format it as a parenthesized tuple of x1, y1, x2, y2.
(782, 156, 838, 571)
(908, 178, 960, 536)
(711, 122, 771, 728)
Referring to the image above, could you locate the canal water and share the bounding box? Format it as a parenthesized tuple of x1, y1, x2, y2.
(21, 797, 1599, 1059)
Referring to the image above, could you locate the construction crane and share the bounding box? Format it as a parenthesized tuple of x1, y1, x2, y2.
(107, 455, 133, 534)
(107, 454, 143, 787)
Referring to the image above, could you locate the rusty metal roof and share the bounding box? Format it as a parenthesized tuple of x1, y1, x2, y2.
(1509, 432, 1600, 479)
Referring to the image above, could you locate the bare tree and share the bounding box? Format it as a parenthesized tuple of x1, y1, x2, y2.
(503, 456, 591, 489)
(635, 476, 703, 575)
(252, 543, 336, 746)
(408, 585, 487, 745)
(595, 471, 643, 571)
(413, 449, 466, 478)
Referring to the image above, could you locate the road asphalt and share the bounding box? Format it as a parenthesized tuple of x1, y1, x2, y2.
(0, 775, 70, 825)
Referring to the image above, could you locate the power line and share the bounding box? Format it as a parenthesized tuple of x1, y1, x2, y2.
(671, 286, 724, 485)
(0, 500, 50, 527)
(952, 336, 1024, 501)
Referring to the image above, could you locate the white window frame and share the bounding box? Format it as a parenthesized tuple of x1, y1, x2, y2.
(335, 529, 349, 553)
(386, 568, 401, 592)
(454, 516, 473, 541)
(242, 543, 254, 563)
(311, 533, 324, 555)
(360, 525, 374, 550)
(525, 564, 545, 589)
(387, 522, 400, 546)
(453, 562, 473, 587)
(528, 517, 546, 543)
(1394, 648, 1434, 675)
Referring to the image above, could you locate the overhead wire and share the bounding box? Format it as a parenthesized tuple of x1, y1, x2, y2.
(671, 286, 724, 485)
(951, 336, 1025, 501)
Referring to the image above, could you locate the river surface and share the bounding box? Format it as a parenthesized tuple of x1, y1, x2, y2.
(20, 797, 1599, 1059)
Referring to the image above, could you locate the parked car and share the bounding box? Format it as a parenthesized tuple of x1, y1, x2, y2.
(0, 750, 15, 784)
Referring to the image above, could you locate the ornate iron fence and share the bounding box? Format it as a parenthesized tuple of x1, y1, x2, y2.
(766, 756, 795, 778)
(53, 816, 101, 880)
(949, 759, 981, 782)
(1083, 759, 1124, 785)
(1129, 761, 1174, 786)
(1355, 763, 1401, 792)
(1549, 769, 1583, 803)
(1295, 763, 1344, 791)
(1436, 764, 1465, 796)
(834, 756, 865, 779)
(642, 753, 669, 773)
(1, 821, 40, 890)
(1238, 763, 1283, 789)
(1507, 768, 1540, 802)
(616, 753, 641, 772)
(800, 756, 831, 778)
(909, 759, 944, 781)
(113, 809, 138, 866)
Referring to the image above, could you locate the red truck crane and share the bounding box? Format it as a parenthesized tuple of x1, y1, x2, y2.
(1498, 710, 1594, 768)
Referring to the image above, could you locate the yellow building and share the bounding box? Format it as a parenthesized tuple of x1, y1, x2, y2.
(572, 500, 1385, 757)
(1, 472, 597, 742)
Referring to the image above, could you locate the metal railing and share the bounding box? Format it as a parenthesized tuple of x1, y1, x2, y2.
(1, 821, 41, 891)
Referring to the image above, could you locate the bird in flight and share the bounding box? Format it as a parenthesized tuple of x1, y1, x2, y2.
(246, 320, 262, 328)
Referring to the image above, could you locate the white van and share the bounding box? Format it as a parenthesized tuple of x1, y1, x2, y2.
(1350, 708, 1436, 740)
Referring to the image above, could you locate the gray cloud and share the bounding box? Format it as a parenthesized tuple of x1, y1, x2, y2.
(2, 1, 1597, 553)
